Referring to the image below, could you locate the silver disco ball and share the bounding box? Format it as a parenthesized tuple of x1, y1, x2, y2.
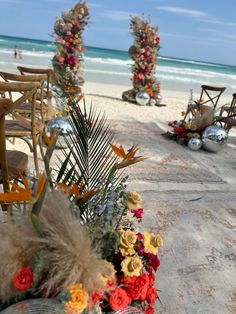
(149, 98, 156, 106)
(0, 299, 64, 313)
(188, 137, 202, 151)
(155, 93, 162, 105)
(46, 117, 73, 148)
(135, 91, 150, 106)
(202, 125, 228, 153)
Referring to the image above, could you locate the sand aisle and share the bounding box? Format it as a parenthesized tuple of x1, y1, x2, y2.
(4, 81, 236, 313)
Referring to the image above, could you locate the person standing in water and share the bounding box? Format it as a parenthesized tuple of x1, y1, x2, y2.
(14, 46, 17, 58)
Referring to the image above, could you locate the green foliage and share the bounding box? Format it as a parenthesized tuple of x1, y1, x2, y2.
(100, 231, 119, 260)
(31, 250, 44, 292)
(56, 101, 123, 224)
(56, 289, 71, 303)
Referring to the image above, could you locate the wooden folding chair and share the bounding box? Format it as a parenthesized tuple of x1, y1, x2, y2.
(0, 81, 44, 175)
(17, 66, 53, 101)
(184, 85, 226, 121)
(216, 93, 236, 132)
(0, 98, 28, 211)
(0, 71, 48, 123)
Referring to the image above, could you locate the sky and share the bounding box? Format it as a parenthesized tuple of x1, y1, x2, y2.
(0, 0, 236, 65)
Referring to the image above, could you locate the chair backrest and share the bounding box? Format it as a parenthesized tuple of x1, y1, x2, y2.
(0, 98, 14, 193)
(0, 81, 40, 133)
(222, 93, 236, 131)
(17, 66, 53, 98)
(198, 85, 226, 110)
(0, 71, 47, 120)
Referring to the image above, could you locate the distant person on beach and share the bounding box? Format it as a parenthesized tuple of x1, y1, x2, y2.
(18, 48, 22, 59)
(14, 46, 17, 58)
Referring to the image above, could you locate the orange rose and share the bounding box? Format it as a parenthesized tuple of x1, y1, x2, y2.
(64, 284, 88, 314)
(109, 287, 131, 311)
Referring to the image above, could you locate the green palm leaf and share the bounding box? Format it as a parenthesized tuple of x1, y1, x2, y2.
(56, 100, 123, 222)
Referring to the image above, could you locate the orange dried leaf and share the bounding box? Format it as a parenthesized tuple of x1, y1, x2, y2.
(55, 182, 70, 193)
(44, 128, 58, 148)
(0, 175, 33, 203)
(126, 145, 139, 160)
(68, 182, 82, 195)
(111, 144, 126, 158)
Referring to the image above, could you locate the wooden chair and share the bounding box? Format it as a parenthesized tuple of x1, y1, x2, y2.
(0, 98, 28, 210)
(216, 93, 236, 132)
(0, 71, 48, 123)
(0, 81, 44, 175)
(17, 66, 53, 101)
(184, 85, 226, 121)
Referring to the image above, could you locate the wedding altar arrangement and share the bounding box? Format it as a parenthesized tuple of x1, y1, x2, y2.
(122, 16, 162, 106)
(0, 2, 163, 314)
(164, 91, 228, 152)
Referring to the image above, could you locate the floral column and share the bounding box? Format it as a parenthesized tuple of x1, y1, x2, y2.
(52, 1, 89, 112)
(122, 16, 161, 105)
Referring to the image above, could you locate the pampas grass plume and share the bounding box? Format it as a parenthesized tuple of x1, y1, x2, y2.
(33, 191, 107, 296)
(0, 221, 35, 302)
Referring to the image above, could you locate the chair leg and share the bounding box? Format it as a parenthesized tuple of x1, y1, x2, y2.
(32, 134, 39, 175)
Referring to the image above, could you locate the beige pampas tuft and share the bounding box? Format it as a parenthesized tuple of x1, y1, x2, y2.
(0, 220, 35, 302)
(0, 190, 109, 302)
(32, 190, 107, 296)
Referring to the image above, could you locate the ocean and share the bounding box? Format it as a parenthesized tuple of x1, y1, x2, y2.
(1, 34, 236, 96)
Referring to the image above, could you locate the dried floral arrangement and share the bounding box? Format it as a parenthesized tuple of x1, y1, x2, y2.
(52, 1, 89, 110)
(0, 100, 163, 313)
(164, 100, 214, 144)
(122, 16, 161, 104)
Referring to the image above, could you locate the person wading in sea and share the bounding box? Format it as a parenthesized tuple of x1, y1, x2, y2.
(14, 46, 17, 58)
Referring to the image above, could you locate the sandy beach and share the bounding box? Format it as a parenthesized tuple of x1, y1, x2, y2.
(2, 78, 236, 313)
(1, 0, 236, 310)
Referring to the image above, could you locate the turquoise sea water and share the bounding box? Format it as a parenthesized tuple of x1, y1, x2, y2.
(1, 34, 236, 95)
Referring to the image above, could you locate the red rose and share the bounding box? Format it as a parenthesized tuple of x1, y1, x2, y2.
(137, 232, 143, 239)
(139, 285, 148, 301)
(146, 287, 157, 305)
(109, 288, 131, 311)
(135, 273, 149, 301)
(123, 276, 139, 299)
(135, 273, 149, 289)
(148, 272, 155, 286)
(125, 284, 141, 300)
(145, 305, 154, 314)
(123, 276, 136, 286)
(13, 267, 34, 291)
(147, 253, 160, 272)
(92, 292, 102, 305)
(131, 208, 144, 219)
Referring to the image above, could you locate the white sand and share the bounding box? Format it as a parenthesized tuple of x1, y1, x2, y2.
(5, 80, 235, 154)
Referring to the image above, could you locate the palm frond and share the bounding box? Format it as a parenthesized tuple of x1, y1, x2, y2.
(56, 100, 123, 222)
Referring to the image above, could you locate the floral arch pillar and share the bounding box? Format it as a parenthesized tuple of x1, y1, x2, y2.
(52, 1, 89, 113)
(122, 16, 161, 106)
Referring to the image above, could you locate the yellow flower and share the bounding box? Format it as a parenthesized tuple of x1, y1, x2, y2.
(126, 191, 142, 210)
(121, 256, 143, 277)
(119, 229, 137, 256)
(65, 284, 88, 314)
(99, 261, 116, 285)
(143, 231, 163, 255)
(192, 133, 200, 138)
